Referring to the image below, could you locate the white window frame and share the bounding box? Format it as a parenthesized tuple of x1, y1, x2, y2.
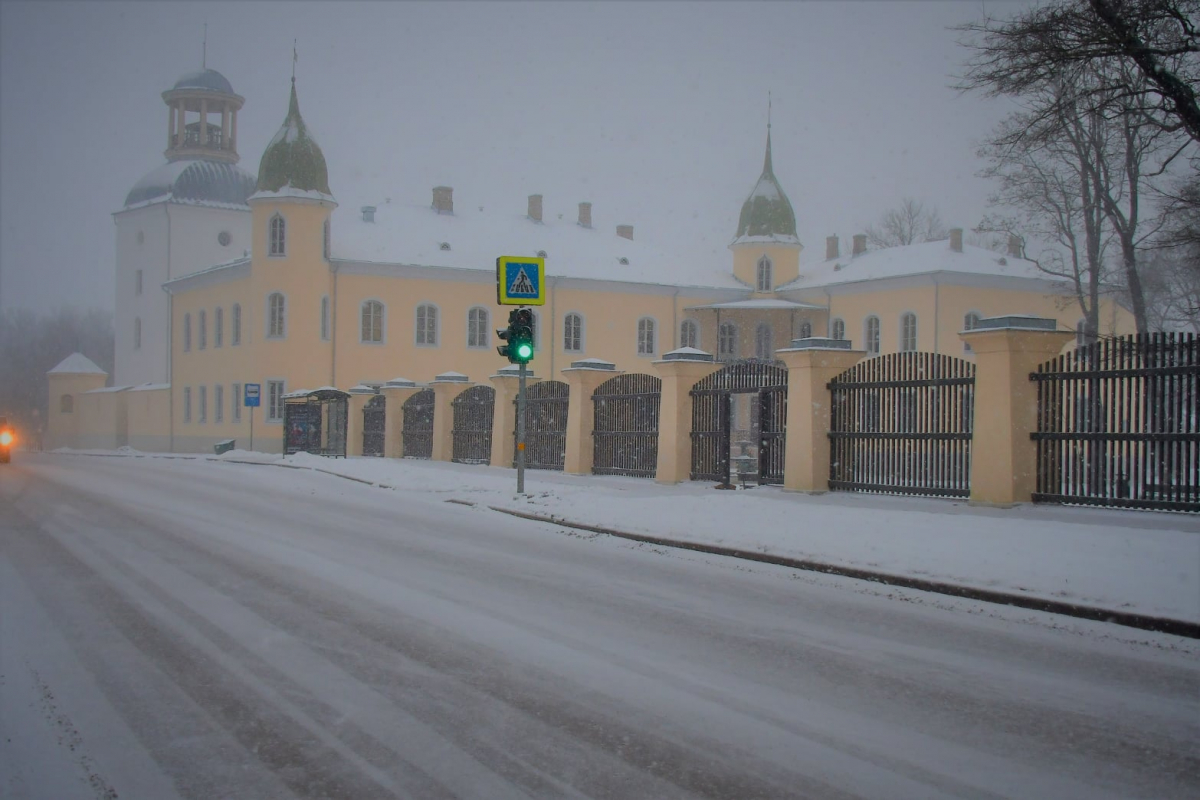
(269, 213, 286, 257)
(360, 299, 385, 344)
(637, 317, 657, 356)
(831, 318, 845, 341)
(267, 292, 286, 339)
(798, 320, 812, 340)
(232, 382, 242, 422)
(183, 387, 192, 423)
(865, 316, 881, 355)
(183, 313, 192, 352)
(467, 306, 490, 349)
(755, 323, 773, 359)
(214, 384, 224, 423)
(321, 296, 330, 341)
(963, 311, 982, 353)
(756, 254, 773, 292)
(266, 379, 285, 422)
(563, 312, 583, 353)
(718, 322, 737, 360)
(232, 303, 242, 345)
(415, 303, 439, 347)
(198, 310, 207, 350)
(680, 319, 699, 350)
(215, 307, 224, 348)
(900, 312, 918, 353)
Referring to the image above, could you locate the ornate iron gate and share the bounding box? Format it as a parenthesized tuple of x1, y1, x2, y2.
(452, 385, 495, 464)
(362, 394, 385, 457)
(690, 359, 788, 484)
(592, 373, 661, 478)
(1031, 332, 1198, 512)
(514, 380, 568, 470)
(828, 352, 975, 498)
(402, 389, 434, 459)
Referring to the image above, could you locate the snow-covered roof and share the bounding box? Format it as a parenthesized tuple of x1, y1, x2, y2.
(123, 159, 255, 211)
(781, 240, 1050, 290)
(129, 383, 170, 392)
(47, 353, 105, 375)
(330, 199, 743, 290)
(248, 185, 335, 204)
(171, 68, 235, 95)
(687, 298, 824, 310)
(83, 385, 131, 394)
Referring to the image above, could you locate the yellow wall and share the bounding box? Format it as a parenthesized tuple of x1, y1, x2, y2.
(731, 242, 801, 291)
(127, 386, 171, 452)
(77, 389, 128, 450)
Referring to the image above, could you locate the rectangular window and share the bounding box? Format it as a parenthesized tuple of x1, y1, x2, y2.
(215, 307, 224, 348)
(199, 310, 207, 350)
(183, 387, 192, 423)
(637, 319, 656, 355)
(564, 314, 582, 352)
(232, 383, 242, 422)
(267, 380, 285, 421)
(199, 385, 207, 423)
(183, 314, 191, 352)
(135, 269, 143, 296)
(321, 297, 330, 341)
(214, 385, 224, 423)
(232, 304, 242, 345)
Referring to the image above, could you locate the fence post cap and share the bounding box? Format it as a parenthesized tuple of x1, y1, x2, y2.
(431, 372, 470, 383)
(971, 316, 1058, 332)
(564, 358, 616, 371)
(383, 377, 417, 388)
(347, 384, 377, 395)
(783, 337, 852, 350)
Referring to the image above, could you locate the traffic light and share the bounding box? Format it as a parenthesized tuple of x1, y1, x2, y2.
(496, 307, 535, 364)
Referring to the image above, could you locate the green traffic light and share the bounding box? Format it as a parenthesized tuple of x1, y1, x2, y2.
(516, 342, 533, 360)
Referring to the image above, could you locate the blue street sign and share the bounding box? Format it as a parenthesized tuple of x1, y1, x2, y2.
(496, 256, 546, 305)
(244, 383, 261, 407)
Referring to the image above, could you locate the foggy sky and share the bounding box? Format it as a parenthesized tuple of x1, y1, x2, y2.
(0, 0, 1024, 313)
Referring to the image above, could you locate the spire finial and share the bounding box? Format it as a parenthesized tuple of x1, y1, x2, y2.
(768, 90, 772, 130)
(202, 23, 207, 69)
(292, 39, 298, 83)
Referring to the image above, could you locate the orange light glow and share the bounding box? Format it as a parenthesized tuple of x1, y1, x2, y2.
(0, 431, 14, 447)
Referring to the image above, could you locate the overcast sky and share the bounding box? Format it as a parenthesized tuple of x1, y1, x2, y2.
(0, 0, 1026, 313)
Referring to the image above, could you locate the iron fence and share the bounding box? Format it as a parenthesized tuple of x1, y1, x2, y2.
(452, 385, 495, 464)
(514, 380, 568, 470)
(690, 359, 787, 484)
(362, 394, 385, 457)
(402, 389, 434, 459)
(592, 373, 661, 478)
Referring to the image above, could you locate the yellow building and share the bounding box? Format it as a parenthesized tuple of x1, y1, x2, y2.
(104, 69, 1132, 454)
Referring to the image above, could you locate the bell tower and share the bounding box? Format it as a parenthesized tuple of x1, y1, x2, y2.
(162, 68, 244, 164)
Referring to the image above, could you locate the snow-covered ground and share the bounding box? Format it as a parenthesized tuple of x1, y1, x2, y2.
(60, 447, 1200, 624)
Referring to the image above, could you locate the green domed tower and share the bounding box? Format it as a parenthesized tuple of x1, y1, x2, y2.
(254, 79, 333, 198)
(729, 122, 802, 292)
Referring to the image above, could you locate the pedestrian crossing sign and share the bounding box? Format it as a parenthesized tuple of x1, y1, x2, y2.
(496, 256, 546, 306)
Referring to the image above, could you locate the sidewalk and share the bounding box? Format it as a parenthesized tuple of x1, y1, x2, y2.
(56, 448, 1200, 631)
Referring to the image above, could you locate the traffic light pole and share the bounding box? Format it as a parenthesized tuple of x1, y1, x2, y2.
(516, 362, 527, 494)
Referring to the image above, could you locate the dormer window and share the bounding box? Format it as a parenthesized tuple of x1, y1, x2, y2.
(618, 257, 629, 266)
(361, 206, 376, 223)
(269, 214, 286, 257)
(439, 242, 451, 251)
(537, 250, 547, 258)
(757, 255, 773, 292)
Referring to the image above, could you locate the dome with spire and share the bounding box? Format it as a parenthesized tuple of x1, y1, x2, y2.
(252, 80, 333, 202)
(171, 68, 236, 96)
(732, 127, 799, 245)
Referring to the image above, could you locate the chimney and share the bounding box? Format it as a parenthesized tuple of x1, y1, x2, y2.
(578, 202, 592, 228)
(825, 235, 840, 260)
(616, 224, 633, 240)
(361, 206, 376, 223)
(1008, 233, 1022, 258)
(950, 227, 963, 252)
(852, 234, 867, 257)
(527, 194, 543, 223)
(432, 186, 453, 215)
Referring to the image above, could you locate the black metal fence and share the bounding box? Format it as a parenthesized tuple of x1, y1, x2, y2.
(452, 385, 495, 464)
(1031, 332, 1199, 512)
(592, 373, 661, 478)
(829, 352, 975, 497)
(690, 359, 787, 484)
(402, 389, 434, 459)
(514, 380, 568, 470)
(362, 394, 385, 457)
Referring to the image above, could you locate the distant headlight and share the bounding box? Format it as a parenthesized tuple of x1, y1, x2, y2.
(0, 431, 13, 446)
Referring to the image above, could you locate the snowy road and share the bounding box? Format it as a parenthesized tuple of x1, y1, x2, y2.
(2, 455, 1197, 799)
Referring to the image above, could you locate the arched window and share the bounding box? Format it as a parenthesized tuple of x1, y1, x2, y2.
(799, 320, 812, 340)
(199, 385, 207, 423)
(963, 312, 981, 353)
(320, 296, 330, 341)
(198, 309, 207, 350)
(269, 214, 286, 256)
(900, 312, 918, 352)
(183, 387, 192, 422)
(468, 307, 490, 348)
(719, 322, 737, 360)
(134, 317, 141, 350)
(831, 318, 845, 341)
(60, 394, 73, 413)
(215, 307, 224, 347)
(183, 312, 192, 352)
(361, 300, 384, 343)
(680, 319, 699, 350)
(563, 312, 583, 353)
(755, 323, 773, 359)
(267, 293, 286, 338)
(416, 303, 438, 346)
(865, 316, 881, 355)
(757, 255, 773, 292)
(231, 303, 242, 345)
(637, 317, 656, 355)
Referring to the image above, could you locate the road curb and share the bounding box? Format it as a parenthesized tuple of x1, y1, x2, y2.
(487, 505, 1200, 640)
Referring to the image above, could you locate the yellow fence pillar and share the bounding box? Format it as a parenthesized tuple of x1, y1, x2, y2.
(379, 378, 423, 459)
(562, 359, 620, 475)
(652, 352, 721, 484)
(345, 385, 376, 457)
(777, 341, 866, 493)
(430, 373, 472, 462)
(961, 317, 1074, 506)
(489, 365, 539, 468)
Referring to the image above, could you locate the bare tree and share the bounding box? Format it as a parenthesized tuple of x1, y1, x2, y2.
(865, 198, 949, 249)
(1140, 245, 1200, 329)
(956, 0, 1200, 144)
